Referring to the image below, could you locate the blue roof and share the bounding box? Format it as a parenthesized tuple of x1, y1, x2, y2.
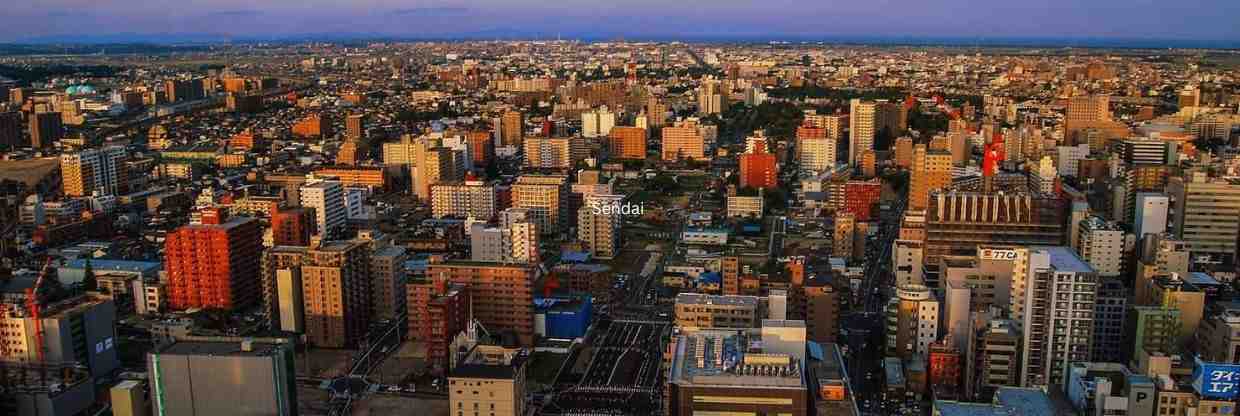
(561, 251, 591, 263)
(995, 387, 1055, 415)
(807, 341, 824, 361)
(62, 259, 161, 274)
(933, 401, 1014, 416)
(697, 272, 722, 284)
(1185, 272, 1222, 286)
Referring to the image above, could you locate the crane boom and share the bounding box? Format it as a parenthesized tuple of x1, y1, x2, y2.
(24, 257, 53, 363)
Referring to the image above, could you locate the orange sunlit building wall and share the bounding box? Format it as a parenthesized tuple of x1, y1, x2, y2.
(844, 179, 882, 221)
(738, 152, 777, 189)
(164, 211, 262, 311)
(608, 126, 647, 160)
(292, 114, 331, 138)
(468, 131, 495, 167)
(272, 207, 313, 246)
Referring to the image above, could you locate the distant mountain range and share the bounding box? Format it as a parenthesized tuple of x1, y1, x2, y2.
(9, 31, 1240, 50)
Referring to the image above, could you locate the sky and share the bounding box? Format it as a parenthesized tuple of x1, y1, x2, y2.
(3, 0, 1240, 44)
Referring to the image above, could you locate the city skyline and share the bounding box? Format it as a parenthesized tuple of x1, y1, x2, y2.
(4, 0, 1240, 46)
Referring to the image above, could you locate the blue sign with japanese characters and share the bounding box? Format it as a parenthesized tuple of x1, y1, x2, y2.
(1193, 358, 1240, 399)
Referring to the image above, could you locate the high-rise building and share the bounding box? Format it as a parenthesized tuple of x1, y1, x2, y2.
(1075, 216, 1127, 277)
(1134, 193, 1170, 237)
(467, 131, 495, 168)
(165, 214, 262, 310)
(1013, 246, 1097, 388)
(511, 175, 569, 235)
(163, 78, 205, 102)
(407, 275, 469, 367)
(668, 323, 812, 416)
(335, 140, 360, 165)
(697, 78, 726, 115)
(449, 345, 529, 416)
(271, 207, 314, 246)
(432, 180, 498, 220)
(523, 136, 587, 169)
(1091, 277, 1127, 362)
(29, 111, 63, 148)
(1121, 139, 1170, 165)
(372, 245, 408, 322)
(848, 99, 877, 166)
(1196, 307, 1240, 364)
(738, 151, 778, 189)
(346, 113, 365, 141)
(608, 126, 647, 160)
(291, 113, 331, 138)
(661, 119, 706, 161)
(578, 194, 623, 259)
(500, 110, 524, 147)
(61, 146, 128, 197)
(909, 144, 952, 210)
(0, 111, 21, 150)
(796, 124, 836, 172)
(261, 246, 308, 332)
(1126, 306, 1181, 363)
(803, 110, 846, 141)
(470, 219, 540, 264)
(147, 337, 297, 416)
(414, 147, 466, 201)
(1063, 95, 1127, 145)
(301, 240, 372, 349)
(581, 106, 616, 138)
(1168, 171, 1240, 264)
(425, 261, 538, 345)
(299, 181, 346, 239)
(894, 137, 914, 168)
(803, 281, 842, 344)
(886, 284, 940, 360)
(967, 318, 1021, 400)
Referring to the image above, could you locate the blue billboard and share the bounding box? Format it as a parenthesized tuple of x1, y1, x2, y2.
(1192, 358, 1240, 399)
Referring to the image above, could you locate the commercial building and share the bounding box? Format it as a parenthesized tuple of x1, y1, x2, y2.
(147, 337, 297, 416)
(425, 261, 538, 346)
(301, 240, 372, 349)
(885, 284, 939, 361)
(511, 175, 570, 235)
(966, 318, 1021, 400)
(1196, 306, 1240, 364)
(662, 119, 706, 161)
(668, 322, 810, 416)
(432, 180, 498, 220)
(726, 195, 763, 219)
(61, 146, 128, 197)
(1134, 192, 1170, 237)
(674, 293, 761, 329)
(29, 111, 64, 148)
(164, 213, 262, 310)
(0, 295, 119, 378)
(1092, 277, 1127, 362)
(1168, 172, 1240, 264)
(608, 126, 647, 160)
(449, 345, 528, 416)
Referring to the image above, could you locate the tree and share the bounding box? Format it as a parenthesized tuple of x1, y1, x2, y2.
(82, 259, 97, 292)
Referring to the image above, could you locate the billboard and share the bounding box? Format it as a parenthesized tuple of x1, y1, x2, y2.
(979, 248, 1020, 261)
(1192, 358, 1240, 399)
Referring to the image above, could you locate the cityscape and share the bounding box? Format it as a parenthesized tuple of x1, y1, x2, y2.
(1, 2, 1240, 416)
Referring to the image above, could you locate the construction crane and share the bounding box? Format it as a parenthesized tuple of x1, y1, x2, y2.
(24, 257, 53, 364)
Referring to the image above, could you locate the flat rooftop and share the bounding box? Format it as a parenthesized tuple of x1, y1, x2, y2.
(669, 328, 805, 389)
(676, 293, 759, 307)
(1032, 246, 1094, 274)
(157, 339, 288, 357)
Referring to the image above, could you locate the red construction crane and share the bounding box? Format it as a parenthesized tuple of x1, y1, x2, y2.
(23, 257, 53, 364)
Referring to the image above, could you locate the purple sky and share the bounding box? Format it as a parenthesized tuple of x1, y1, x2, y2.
(4, 0, 1239, 42)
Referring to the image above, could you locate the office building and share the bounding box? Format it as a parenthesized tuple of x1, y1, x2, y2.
(796, 124, 836, 172)
(147, 337, 297, 416)
(165, 213, 262, 310)
(1075, 216, 1127, 277)
(511, 175, 570, 235)
(29, 111, 64, 148)
(1196, 307, 1240, 364)
(299, 240, 372, 349)
(662, 119, 706, 161)
(885, 284, 940, 361)
(1091, 278, 1127, 362)
(299, 180, 346, 239)
(848, 99, 877, 166)
(1126, 306, 1181, 361)
(523, 136, 587, 169)
(432, 180, 498, 220)
(577, 194, 623, 259)
(449, 345, 528, 416)
(1014, 246, 1097, 388)
(674, 293, 761, 329)
(1121, 139, 1171, 165)
(425, 261, 538, 346)
(966, 318, 1021, 400)
(608, 126, 647, 160)
(1168, 172, 1240, 264)
(61, 146, 128, 197)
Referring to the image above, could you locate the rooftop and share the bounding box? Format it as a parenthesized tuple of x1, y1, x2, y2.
(676, 293, 759, 307)
(1032, 246, 1094, 274)
(669, 328, 805, 389)
(156, 338, 290, 357)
